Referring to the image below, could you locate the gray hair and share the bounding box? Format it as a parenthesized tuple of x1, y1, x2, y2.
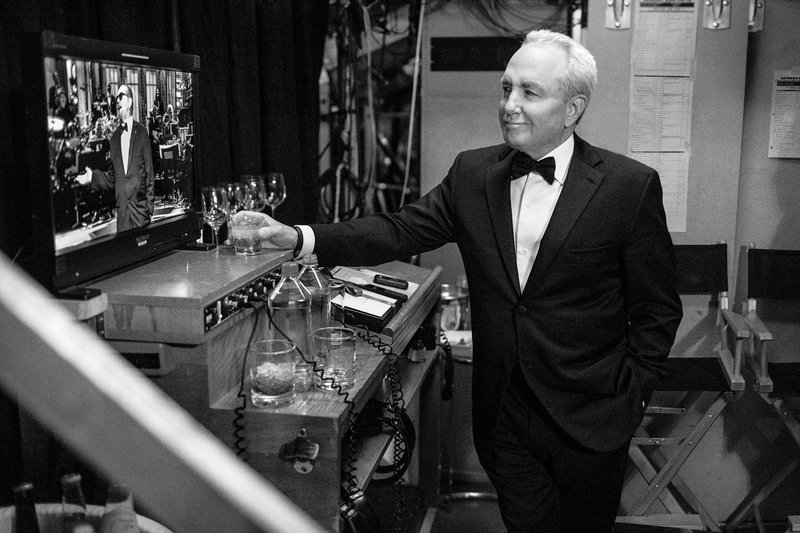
(521, 29, 597, 107)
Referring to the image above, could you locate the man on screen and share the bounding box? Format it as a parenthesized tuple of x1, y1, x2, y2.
(77, 84, 154, 231)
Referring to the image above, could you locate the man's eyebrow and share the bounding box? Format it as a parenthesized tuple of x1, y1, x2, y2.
(520, 79, 546, 92)
(500, 77, 546, 93)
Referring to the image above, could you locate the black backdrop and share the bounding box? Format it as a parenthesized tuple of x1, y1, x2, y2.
(0, 0, 329, 502)
(0, 0, 329, 260)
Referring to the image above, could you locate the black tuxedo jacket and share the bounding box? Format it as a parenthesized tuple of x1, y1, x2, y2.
(312, 135, 682, 461)
(91, 120, 154, 232)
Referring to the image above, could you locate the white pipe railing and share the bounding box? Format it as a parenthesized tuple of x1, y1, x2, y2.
(0, 252, 326, 533)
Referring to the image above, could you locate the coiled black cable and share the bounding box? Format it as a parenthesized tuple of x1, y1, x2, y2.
(233, 300, 267, 459)
(262, 300, 365, 508)
(351, 324, 409, 533)
(233, 285, 414, 531)
(232, 296, 360, 461)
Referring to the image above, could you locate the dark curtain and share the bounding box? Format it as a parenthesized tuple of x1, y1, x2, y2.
(0, 0, 328, 503)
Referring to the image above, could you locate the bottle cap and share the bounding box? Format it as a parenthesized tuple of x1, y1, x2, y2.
(281, 261, 300, 277)
(302, 253, 318, 264)
(61, 473, 82, 484)
(13, 481, 34, 493)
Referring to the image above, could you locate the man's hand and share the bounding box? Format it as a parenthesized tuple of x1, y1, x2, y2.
(251, 212, 297, 250)
(75, 167, 92, 186)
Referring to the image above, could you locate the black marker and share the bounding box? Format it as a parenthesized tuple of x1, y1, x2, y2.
(373, 274, 409, 290)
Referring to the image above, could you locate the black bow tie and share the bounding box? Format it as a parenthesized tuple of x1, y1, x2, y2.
(119, 122, 128, 132)
(510, 152, 556, 184)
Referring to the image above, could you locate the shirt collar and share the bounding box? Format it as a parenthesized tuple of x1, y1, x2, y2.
(540, 134, 574, 186)
(124, 116, 134, 132)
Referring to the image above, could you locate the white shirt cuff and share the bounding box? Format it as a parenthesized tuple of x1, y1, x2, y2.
(296, 225, 315, 258)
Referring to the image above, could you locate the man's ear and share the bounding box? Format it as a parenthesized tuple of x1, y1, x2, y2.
(564, 94, 587, 127)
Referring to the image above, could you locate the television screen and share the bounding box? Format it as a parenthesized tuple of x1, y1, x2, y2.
(24, 31, 202, 295)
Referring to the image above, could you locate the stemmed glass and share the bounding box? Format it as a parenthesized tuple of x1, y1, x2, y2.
(222, 182, 243, 214)
(264, 172, 287, 218)
(240, 174, 268, 212)
(201, 185, 229, 247)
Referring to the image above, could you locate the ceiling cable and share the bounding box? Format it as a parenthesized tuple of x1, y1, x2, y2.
(399, 0, 425, 208)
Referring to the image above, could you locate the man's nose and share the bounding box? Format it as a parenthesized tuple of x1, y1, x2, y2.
(503, 92, 521, 115)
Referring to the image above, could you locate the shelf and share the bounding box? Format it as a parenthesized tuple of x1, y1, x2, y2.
(349, 352, 440, 489)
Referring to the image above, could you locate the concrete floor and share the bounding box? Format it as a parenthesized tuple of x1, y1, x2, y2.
(428, 482, 791, 533)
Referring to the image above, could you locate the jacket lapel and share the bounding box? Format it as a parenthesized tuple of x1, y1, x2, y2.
(524, 137, 605, 292)
(484, 146, 521, 293)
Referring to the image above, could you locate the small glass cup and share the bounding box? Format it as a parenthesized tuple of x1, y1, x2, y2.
(439, 283, 468, 331)
(229, 210, 270, 255)
(313, 327, 357, 390)
(249, 339, 296, 408)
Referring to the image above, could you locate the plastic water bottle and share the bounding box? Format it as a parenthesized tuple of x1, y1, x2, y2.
(298, 254, 333, 334)
(268, 261, 312, 391)
(60, 473, 95, 533)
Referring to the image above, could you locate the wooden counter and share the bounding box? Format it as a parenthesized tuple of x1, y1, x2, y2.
(90, 248, 442, 531)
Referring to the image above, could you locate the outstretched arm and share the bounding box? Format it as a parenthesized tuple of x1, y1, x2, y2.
(252, 213, 299, 251)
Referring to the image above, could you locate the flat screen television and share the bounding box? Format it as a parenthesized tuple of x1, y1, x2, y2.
(23, 31, 203, 297)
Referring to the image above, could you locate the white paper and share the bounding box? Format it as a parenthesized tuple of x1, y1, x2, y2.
(768, 68, 800, 159)
(632, 152, 689, 233)
(626, 0, 697, 233)
(632, 1, 697, 77)
(629, 77, 693, 153)
(331, 293, 392, 318)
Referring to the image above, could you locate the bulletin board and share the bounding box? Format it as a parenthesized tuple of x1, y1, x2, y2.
(580, 0, 750, 251)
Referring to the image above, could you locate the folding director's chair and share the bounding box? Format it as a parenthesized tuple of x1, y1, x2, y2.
(616, 243, 750, 531)
(725, 245, 800, 533)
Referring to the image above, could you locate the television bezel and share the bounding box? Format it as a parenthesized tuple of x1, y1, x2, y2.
(23, 30, 203, 296)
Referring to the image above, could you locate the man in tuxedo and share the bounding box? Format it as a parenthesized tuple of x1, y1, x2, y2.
(261, 29, 682, 532)
(77, 84, 154, 232)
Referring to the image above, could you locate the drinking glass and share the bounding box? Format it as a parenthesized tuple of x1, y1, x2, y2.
(240, 174, 267, 212)
(265, 172, 287, 218)
(313, 327, 357, 390)
(201, 185, 229, 247)
(222, 182, 243, 214)
(229, 210, 270, 255)
(249, 339, 297, 408)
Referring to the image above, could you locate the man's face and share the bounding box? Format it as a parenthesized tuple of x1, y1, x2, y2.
(498, 43, 582, 159)
(116, 87, 132, 119)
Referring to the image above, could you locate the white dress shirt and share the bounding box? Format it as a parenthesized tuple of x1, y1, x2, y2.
(511, 135, 574, 291)
(121, 116, 134, 175)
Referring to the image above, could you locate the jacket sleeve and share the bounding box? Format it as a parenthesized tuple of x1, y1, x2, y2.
(310, 153, 462, 267)
(622, 170, 683, 393)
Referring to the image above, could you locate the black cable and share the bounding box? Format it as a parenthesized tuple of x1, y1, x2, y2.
(318, 139, 331, 161)
(350, 323, 410, 533)
(232, 300, 267, 459)
(263, 299, 366, 507)
(445, 0, 571, 36)
(233, 295, 360, 462)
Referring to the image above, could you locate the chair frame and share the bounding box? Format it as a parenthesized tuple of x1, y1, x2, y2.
(617, 243, 749, 532)
(727, 244, 800, 532)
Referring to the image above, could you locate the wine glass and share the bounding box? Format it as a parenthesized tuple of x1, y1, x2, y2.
(264, 172, 287, 218)
(240, 174, 267, 212)
(222, 182, 243, 214)
(201, 185, 229, 247)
